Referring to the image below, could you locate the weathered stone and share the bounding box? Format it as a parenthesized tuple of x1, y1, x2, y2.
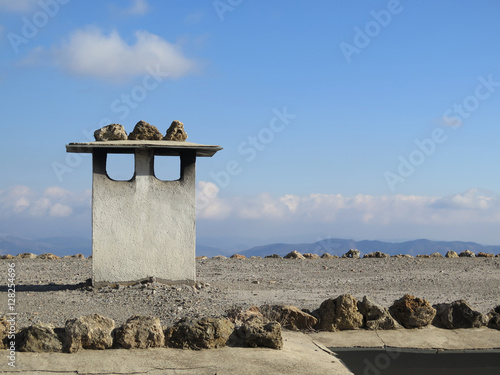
(284, 251, 305, 259)
(230, 254, 246, 259)
(249, 256, 262, 259)
(321, 253, 338, 259)
(17, 324, 63, 352)
(16, 252, 37, 259)
(165, 317, 234, 350)
(303, 253, 320, 259)
(265, 254, 283, 259)
(236, 316, 283, 350)
(429, 252, 443, 258)
(164, 120, 188, 141)
(445, 251, 459, 258)
(128, 120, 163, 140)
(212, 255, 227, 260)
(231, 306, 265, 326)
(487, 306, 500, 330)
(318, 294, 363, 331)
(416, 254, 431, 258)
(196, 256, 208, 260)
(389, 294, 436, 329)
(433, 300, 484, 329)
(363, 251, 389, 258)
(72, 253, 85, 259)
(477, 252, 495, 258)
(263, 305, 317, 331)
(357, 296, 401, 330)
(38, 253, 60, 260)
(115, 315, 164, 349)
(94, 124, 127, 141)
(459, 250, 475, 257)
(342, 249, 360, 259)
(64, 314, 115, 352)
(0, 317, 9, 349)
(1, 254, 14, 259)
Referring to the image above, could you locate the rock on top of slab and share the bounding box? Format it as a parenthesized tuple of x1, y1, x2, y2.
(164, 120, 188, 141)
(94, 124, 128, 141)
(128, 120, 163, 140)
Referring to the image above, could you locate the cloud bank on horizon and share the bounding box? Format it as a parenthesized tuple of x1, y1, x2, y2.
(2, 183, 500, 244)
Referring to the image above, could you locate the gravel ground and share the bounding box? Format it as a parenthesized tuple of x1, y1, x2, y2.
(1, 257, 500, 329)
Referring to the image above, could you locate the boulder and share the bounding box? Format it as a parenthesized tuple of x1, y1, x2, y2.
(318, 294, 363, 331)
(487, 306, 500, 330)
(416, 254, 430, 258)
(94, 123, 127, 141)
(445, 251, 459, 258)
(230, 306, 264, 326)
(363, 251, 389, 258)
(236, 316, 283, 350)
(284, 251, 305, 259)
(212, 255, 227, 260)
(342, 249, 360, 259)
(230, 254, 246, 259)
(1, 254, 14, 259)
(261, 305, 318, 331)
(64, 314, 115, 352)
(164, 120, 188, 141)
(128, 120, 163, 140)
(357, 296, 401, 330)
(38, 253, 60, 260)
(249, 256, 262, 259)
(72, 253, 85, 259)
(196, 256, 208, 260)
(389, 294, 436, 328)
(165, 317, 234, 350)
(477, 252, 495, 258)
(321, 253, 338, 259)
(459, 250, 475, 257)
(0, 317, 9, 349)
(429, 252, 443, 258)
(16, 253, 37, 259)
(433, 300, 484, 329)
(303, 253, 320, 259)
(265, 254, 283, 259)
(17, 324, 63, 352)
(114, 315, 164, 349)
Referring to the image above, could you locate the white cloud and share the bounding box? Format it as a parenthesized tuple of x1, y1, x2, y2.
(195, 184, 500, 228)
(0, 0, 38, 12)
(47, 27, 197, 82)
(49, 203, 72, 217)
(0, 185, 89, 219)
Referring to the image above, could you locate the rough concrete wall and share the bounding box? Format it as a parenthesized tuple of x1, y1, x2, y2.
(92, 149, 196, 286)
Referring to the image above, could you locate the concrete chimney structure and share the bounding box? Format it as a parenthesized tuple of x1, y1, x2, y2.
(66, 140, 222, 287)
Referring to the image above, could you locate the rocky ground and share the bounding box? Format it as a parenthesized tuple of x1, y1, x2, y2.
(1, 257, 500, 329)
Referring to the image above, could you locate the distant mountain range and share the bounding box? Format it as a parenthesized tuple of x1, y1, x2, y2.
(1, 235, 500, 258)
(238, 238, 500, 258)
(0, 236, 92, 257)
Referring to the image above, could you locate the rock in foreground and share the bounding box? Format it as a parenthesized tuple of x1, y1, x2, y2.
(389, 294, 436, 328)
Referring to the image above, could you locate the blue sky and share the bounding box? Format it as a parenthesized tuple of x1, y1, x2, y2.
(1, 0, 500, 247)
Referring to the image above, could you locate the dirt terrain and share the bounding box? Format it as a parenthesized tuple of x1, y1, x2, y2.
(2, 257, 500, 329)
